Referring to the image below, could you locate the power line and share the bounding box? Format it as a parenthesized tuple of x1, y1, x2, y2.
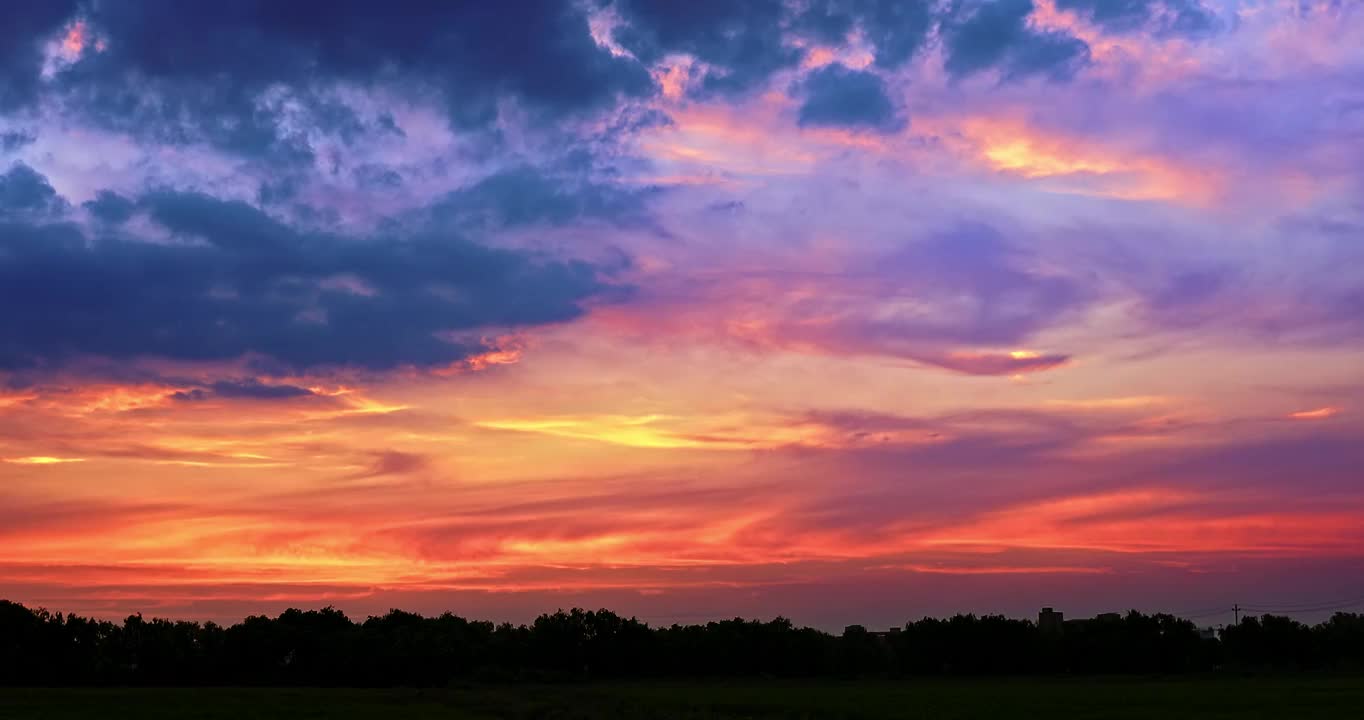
(1242, 596, 1364, 615)
(1242, 593, 1364, 611)
(1166, 596, 1364, 623)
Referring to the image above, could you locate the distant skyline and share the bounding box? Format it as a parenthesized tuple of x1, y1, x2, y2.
(2, 0, 1363, 631)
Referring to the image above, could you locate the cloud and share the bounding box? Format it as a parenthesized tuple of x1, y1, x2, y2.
(41, 1, 654, 160)
(797, 63, 906, 133)
(943, 0, 1091, 81)
(0, 131, 36, 152)
(0, 167, 626, 373)
(346, 450, 429, 480)
(868, 223, 1087, 346)
(430, 166, 655, 231)
(927, 350, 1070, 376)
(612, 0, 797, 97)
(171, 380, 316, 402)
(3, 456, 85, 465)
(1094, 231, 1364, 345)
(0, 1, 79, 110)
(353, 164, 404, 191)
(0, 163, 68, 218)
(82, 191, 136, 225)
(1054, 0, 1217, 36)
(1287, 407, 1341, 421)
(1156, 432, 1364, 497)
(811, 0, 936, 70)
(594, 222, 1087, 372)
(614, 0, 1092, 99)
(5, 0, 1104, 169)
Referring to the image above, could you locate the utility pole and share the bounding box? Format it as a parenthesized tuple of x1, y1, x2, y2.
(1233, 604, 1240, 624)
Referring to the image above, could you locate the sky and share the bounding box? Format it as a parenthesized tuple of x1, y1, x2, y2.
(2, 0, 1363, 630)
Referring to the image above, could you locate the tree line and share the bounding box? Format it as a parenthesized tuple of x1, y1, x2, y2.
(1, 600, 1361, 685)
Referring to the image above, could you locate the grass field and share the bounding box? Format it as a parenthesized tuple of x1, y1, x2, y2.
(3, 677, 1363, 719)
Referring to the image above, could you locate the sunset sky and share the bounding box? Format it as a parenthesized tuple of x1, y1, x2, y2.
(2, 0, 1363, 630)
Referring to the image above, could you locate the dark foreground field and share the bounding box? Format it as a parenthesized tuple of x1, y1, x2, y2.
(4, 677, 1364, 720)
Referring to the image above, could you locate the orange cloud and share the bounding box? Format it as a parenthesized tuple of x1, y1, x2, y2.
(62, 20, 87, 55)
(4, 455, 1363, 617)
(937, 350, 1071, 376)
(0, 392, 37, 409)
(3, 456, 86, 465)
(652, 57, 695, 100)
(1047, 396, 1170, 410)
(919, 488, 1364, 558)
(891, 563, 1112, 575)
(475, 414, 716, 449)
(1289, 406, 1340, 420)
(473, 413, 850, 451)
(798, 44, 875, 71)
(65, 384, 178, 414)
(954, 116, 1220, 204)
(434, 334, 526, 376)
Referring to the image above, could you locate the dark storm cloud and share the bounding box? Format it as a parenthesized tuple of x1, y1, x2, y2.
(797, 63, 906, 133)
(171, 380, 316, 402)
(1055, 0, 1218, 35)
(82, 191, 137, 225)
(4, 2, 1102, 157)
(630, 0, 934, 86)
(0, 163, 68, 218)
(613, 0, 1091, 96)
(793, 0, 936, 69)
(46, 0, 654, 160)
(0, 168, 626, 373)
(942, 0, 1091, 81)
(613, 0, 1087, 96)
(612, 0, 797, 97)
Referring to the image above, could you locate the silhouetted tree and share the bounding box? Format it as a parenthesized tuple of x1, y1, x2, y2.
(1, 599, 1360, 685)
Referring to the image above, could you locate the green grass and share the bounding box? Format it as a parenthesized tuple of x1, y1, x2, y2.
(3, 677, 1363, 719)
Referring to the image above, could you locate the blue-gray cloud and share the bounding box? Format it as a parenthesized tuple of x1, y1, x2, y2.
(1, 131, 36, 152)
(0, 163, 68, 218)
(611, 0, 797, 97)
(171, 379, 316, 402)
(942, 0, 1091, 81)
(797, 63, 906, 133)
(43, 1, 654, 162)
(0, 165, 629, 373)
(793, 1, 936, 69)
(429, 166, 657, 231)
(82, 191, 137, 225)
(1, 1, 1102, 157)
(1055, 0, 1217, 36)
(614, 0, 1089, 96)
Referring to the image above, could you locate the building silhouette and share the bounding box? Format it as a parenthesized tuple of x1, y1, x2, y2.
(1039, 607, 1064, 634)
